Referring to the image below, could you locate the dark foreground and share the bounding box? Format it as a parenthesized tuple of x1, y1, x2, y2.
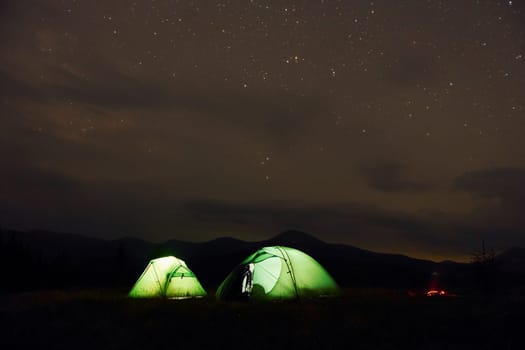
(1, 289, 523, 349)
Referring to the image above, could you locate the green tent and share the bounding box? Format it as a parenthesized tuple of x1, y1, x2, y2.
(129, 256, 207, 299)
(216, 246, 340, 300)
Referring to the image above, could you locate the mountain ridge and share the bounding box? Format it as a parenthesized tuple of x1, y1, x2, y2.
(5, 227, 522, 264)
(2, 228, 524, 291)
(0, 227, 474, 264)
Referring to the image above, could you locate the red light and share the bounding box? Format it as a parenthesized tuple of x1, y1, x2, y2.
(426, 290, 447, 297)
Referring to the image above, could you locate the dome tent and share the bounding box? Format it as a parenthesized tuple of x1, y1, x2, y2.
(129, 256, 207, 299)
(216, 246, 340, 300)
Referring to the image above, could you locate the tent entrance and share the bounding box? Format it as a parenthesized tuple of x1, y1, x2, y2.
(252, 257, 282, 295)
(129, 256, 207, 299)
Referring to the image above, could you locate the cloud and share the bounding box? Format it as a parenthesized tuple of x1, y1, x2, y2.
(453, 167, 525, 235)
(361, 162, 432, 193)
(4, 167, 80, 194)
(454, 167, 525, 201)
(0, 1, 61, 51)
(183, 200, 446, 243)
(0, 70, 49, 104)
(0, 65, 328, 148)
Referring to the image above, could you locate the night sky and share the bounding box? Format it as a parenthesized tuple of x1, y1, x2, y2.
(1, 0, 524, 261)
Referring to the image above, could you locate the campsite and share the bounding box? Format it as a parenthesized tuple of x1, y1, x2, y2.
(1, 229, 524, 349)
(3, 0, 525, 348)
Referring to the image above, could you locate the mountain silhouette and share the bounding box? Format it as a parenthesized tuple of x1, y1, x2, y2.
(268, 230, 325, 246)
(497, 246, 525, 272)
(495, 246, 525, 289)
(1, 228, 523, 292)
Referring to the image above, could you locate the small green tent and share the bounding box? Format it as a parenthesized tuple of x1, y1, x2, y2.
(129, 256, 207, 299)
(216, 246, 340, 300)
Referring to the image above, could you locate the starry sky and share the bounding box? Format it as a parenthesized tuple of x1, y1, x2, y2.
(1, 0, 525, 261)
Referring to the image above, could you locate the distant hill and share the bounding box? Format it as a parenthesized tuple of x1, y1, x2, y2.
(1, 228, 523, 292)
(497, 246, 525, 272)
(495, 246, 525, 287)
(0, 229, 157, 268)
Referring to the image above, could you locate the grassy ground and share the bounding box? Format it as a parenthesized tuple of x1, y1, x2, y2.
(1, 288, 523, 349)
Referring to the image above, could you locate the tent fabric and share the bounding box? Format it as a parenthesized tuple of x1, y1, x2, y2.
(129, 256, 207, 299)
(216, 246, 340, 300)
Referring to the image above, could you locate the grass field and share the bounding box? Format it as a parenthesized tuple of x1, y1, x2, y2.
(1, 288, 523, 349)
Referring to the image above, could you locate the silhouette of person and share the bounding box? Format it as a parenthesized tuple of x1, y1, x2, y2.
(240, 263, 254, 298)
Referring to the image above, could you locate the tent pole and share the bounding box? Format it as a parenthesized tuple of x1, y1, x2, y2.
(151, 261, 165, 297)
(277, 246, 299, 300)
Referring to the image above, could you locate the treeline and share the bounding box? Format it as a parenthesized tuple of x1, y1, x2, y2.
(0, 230, 141, 292)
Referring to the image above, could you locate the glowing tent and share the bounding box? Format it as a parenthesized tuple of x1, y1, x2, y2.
(129, 256, 207, 299)
(216, 246, 340, 300)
